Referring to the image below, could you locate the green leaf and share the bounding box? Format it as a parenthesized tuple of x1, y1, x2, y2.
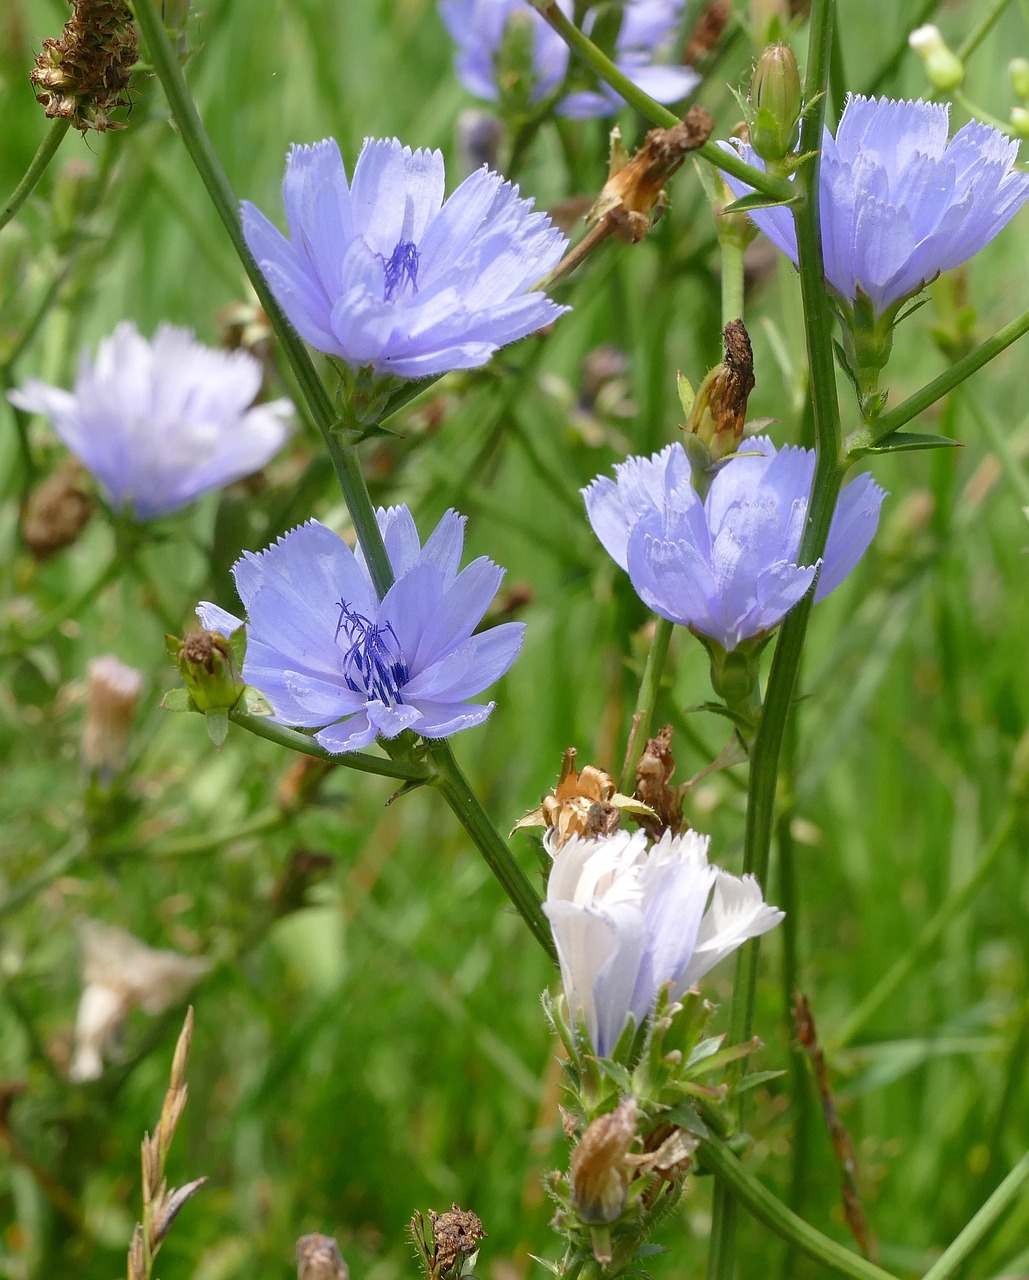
(206, 708, 229, 748)
(854, 430, 962, 457)
(735, 1069, 787, 1094)
(663, 1101, 712, 1138)
(160, 688, 194, 713)
(685, 1034, 726, 1067)
(720, 191, 798, 216)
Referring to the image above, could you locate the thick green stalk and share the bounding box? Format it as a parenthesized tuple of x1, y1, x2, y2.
(830, 805, 1018, 1050)
(618, 617, 674, 795)
(133, 0, 551, 958)
(228, 708, 433, 782)
(697, 1138, 899, 1280)
(130, 0, 393, 596)
(428, 741, 558, 962)
(920, 1150, 1029, 1280)
(708, 4, 842, 1278)
(852, 305, 1029, 448)
(528, 1, 793, 202)
(0, 118, 71, 233)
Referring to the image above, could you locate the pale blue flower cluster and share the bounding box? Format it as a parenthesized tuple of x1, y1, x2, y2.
(198, 508, 525, 754)
(242, 137, 569, 379)
(583, 439, 885, 652)
(8, 323, 291, 521)
(721, 95, 1029, 315)
(439, 0, 698, 119)
(545, 827, 783, 1056)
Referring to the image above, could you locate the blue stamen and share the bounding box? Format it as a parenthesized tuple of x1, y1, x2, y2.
(381, 239, 420, 302)
(335, 602, 409, 706)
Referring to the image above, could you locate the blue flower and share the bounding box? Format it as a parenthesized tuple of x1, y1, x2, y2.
(8, 323, 291, 521)
(544, 828, 783, 1056)
(720, 95, 1029, 315)
(242, 137, 569, 379)
(198, 508, 526, 754)
(439, 0, 698, 120)
(583, 439, 886, 652)
(439, 0, 572, 104)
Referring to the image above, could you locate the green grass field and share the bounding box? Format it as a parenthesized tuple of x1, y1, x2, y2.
(2, 2, 1029, 1279)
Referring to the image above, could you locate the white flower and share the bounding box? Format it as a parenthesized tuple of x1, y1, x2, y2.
(543, 829, 783, 1055)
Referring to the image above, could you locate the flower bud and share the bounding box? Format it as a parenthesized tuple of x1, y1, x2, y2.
(82, 655, 143, 783)
(908, 25, 964, 92)
(1011, 106, 1029, 141)
(296, 1234, 349, 1280)
(683, 319, 755, 463)
(570, 1096, 637, 1225)
(174, 629, 245, 713)
(748, 44, 802, 163)
(1010, 58, 1029, 102)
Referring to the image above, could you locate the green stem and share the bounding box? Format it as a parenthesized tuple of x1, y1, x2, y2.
(697, 1138, 899, 1280)
(920, 1150, 1029, 1280)
(619, 616, 674, 795)
(0, 118, 71, 232)
(228, 707, 433, 782)
(530, 1, 793, 203)
(129, 0, 394, 597)
(708, 4, 843, 1277)
(428, 740, 557, 963)
(956, 0, 1015, 61)
(830, 805, 1018, 1050)
(854, 305, 1029, 448)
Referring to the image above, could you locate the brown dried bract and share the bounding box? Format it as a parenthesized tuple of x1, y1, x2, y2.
(30, 0, 138, 132)
(588, 108, 715, 242)
(633, 726, 687, 838)
(513, 748, 622, 849)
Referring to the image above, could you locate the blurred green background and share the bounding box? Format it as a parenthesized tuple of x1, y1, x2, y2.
(2, 1, 1029, 1279)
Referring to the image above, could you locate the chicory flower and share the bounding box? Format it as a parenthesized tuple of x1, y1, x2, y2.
(198, 507, 525, 754)
(242, 137, 568, 379)
(583, 438, 886, 652)
(439, 0, 698, 120)
(720, 95, 1029, 315)
(8, 323, 291, 521)
(544, 827, 783, 1056)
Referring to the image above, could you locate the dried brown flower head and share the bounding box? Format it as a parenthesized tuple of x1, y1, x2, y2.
(30, 0, 138, 132)
(569, 1096, 638, 1226)
(21, 458, 93, 559)
(513, 748, 654, 850)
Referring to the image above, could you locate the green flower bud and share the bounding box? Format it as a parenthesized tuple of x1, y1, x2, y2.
(908, 25, 964, 93)
(1011, 106, 1029, 140)
(173, 629, 245, 713)
(748, 43, 802, 163)
(1009, 58, 1029, 102)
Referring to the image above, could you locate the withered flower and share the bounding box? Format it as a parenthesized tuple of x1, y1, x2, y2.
(512, 748, 652, 850)
(30, 0, 138, 132)
(69, 921, 209, 1082)
(570, 1096, 638, 1226)
(21, 458, 93, 560)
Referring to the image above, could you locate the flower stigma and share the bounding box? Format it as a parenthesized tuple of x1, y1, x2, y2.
(381, 239, 420, 302)
(335, 601, 409, 705)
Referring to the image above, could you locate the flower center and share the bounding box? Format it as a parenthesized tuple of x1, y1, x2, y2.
(335, 602, 409, 706)
(381, 239, 420, 303)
